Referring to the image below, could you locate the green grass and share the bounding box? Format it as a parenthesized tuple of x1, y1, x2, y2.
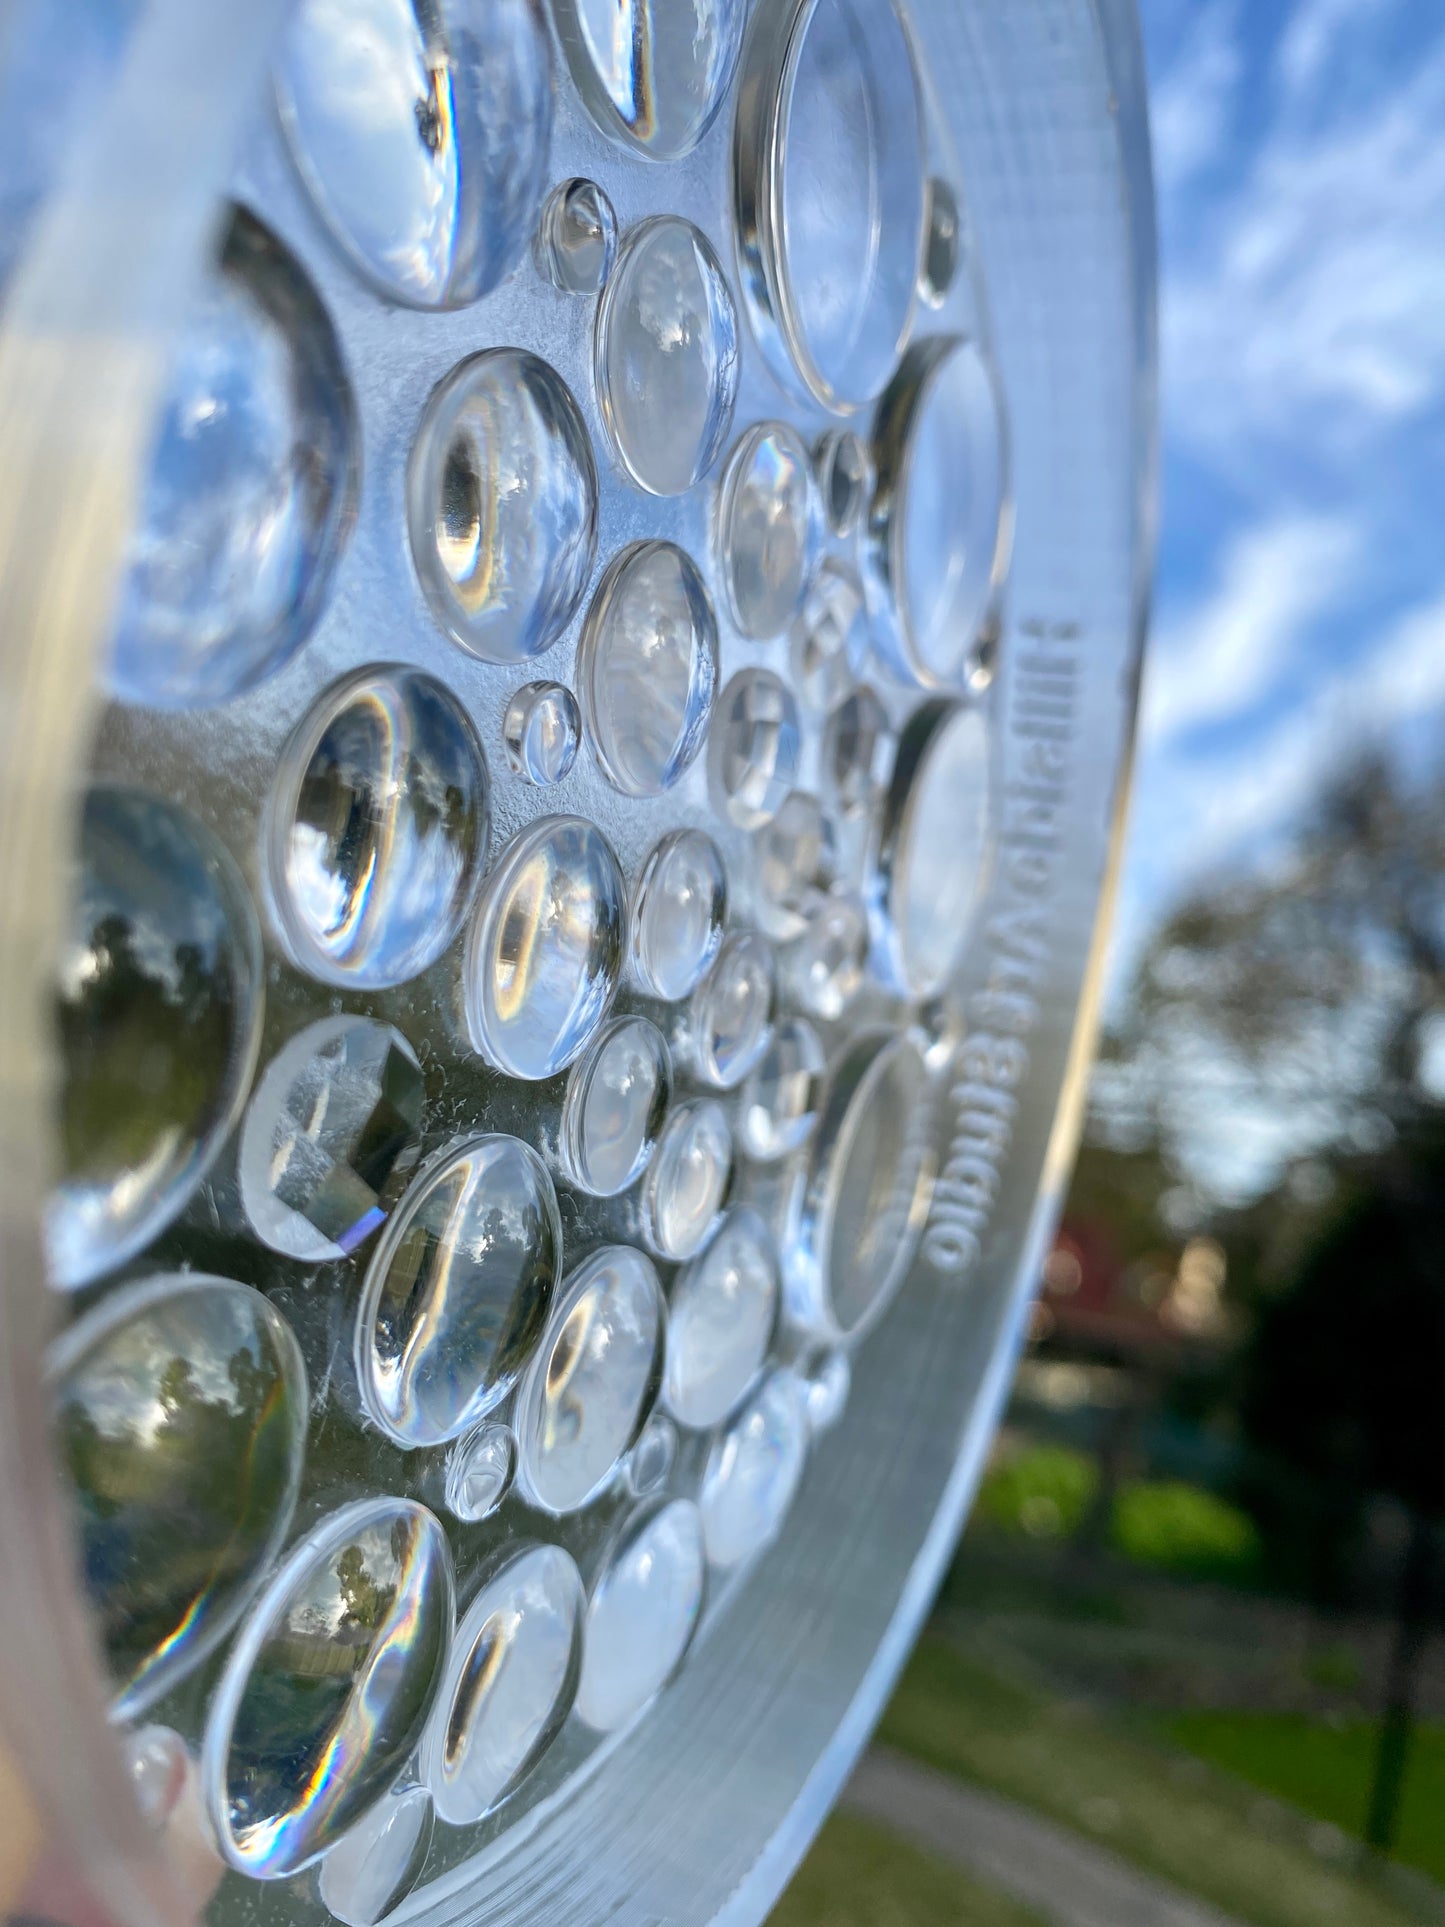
(771, 1812, 1047, 1927)
(1166, 1711, 1445, 1888)
(878, 1636, 1431, 1927)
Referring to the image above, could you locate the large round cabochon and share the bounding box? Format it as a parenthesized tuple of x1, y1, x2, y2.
(357, 1135, 562, 1447)
(464, 817, 627, 1081)
(276, 0, 553, 307)
(734, 0, 927, 410)
(51, 785, 263, 1289)
(50, 1274, 308, 1718)
(202, 1497, 454, 1877)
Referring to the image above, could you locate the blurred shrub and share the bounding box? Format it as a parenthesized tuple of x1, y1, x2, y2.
(976, 1444, 1099, 1540)
(1111, 1479, 1261, 1580)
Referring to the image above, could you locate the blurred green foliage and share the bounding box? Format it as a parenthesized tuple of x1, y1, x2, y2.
(976, 1445, 1099, 1541)
(1111, 1479, 1262, 1581)
(976, 1445, 1261, 1582)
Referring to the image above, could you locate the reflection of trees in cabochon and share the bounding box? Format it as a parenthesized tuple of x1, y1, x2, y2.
(336, 1543, 388, 1632)
(159, 1344, 268, 1425)
(60, 1400, 113, 1515)
(173, 939, 219, 1021)
(414, 85, 444, 158)
(58, 882, 244, 1186)
(158, 1355, 202, 1415)
(228, 1340, 270, 1413)
(76, 918, 218, 1016)
(74, 913, 149, 1019)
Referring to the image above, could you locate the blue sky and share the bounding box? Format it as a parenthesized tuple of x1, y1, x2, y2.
(1115, 0, 1445, 977)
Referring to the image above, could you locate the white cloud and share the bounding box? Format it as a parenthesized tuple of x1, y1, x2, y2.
(1142, 515, 1358, 746)
(1274, 0, 1388, 103)
(1114, 588, 1445, 988)
(1214, 590, 1445, 847)
(1132, 589, 1445, 909)
(1150, 2, 1240, 193)
(1360, 592, 1445, 727)
(1162, 25, 1445, 465)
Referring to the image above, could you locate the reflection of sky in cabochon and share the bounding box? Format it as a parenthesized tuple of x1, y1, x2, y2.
(360, 1133, 561, 1446)
(73, 1296, 262, 1444)
(562, 0, 746, 158)
(600, 221, 737, 494)
(111, 208, 356, 710)
(289, 1519, 403, 1644)
(414, 349, 596, 663)
(468, 818, 624, 1080)
(277, 0, 550, 306)
(281, 667, 485, 988)
(520, 1248, 661, 1513)
(635, 226, 706, 355)
(66, 790, 238, 1007)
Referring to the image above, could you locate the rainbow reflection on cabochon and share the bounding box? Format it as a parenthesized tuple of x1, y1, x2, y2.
(203, 1496, 454, 1879)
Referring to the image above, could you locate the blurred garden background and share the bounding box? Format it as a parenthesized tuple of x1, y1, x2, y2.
(772, 763, 1445, 1927)
(773, 0, 1445, 1917)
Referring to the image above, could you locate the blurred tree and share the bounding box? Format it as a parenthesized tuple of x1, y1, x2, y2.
(1082, 752, 1445, 1855)
(1092, 754, 1445, 1213)
(1242, 1134, 1445, 1527)
(1064, 1137, 1180, 1264)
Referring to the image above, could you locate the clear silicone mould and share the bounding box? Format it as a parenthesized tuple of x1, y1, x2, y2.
(0, 0, 1154, 1922)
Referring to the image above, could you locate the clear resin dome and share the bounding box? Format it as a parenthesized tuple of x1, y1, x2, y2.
(275, 0, 552, 308)
(50, 787, 263, 1288)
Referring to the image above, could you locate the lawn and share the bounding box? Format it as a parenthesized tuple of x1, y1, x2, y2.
(1166, 1710, 1445, 1888)
(772, 1812, 1046, 1927)
(879, 1635, 1433, 1927)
